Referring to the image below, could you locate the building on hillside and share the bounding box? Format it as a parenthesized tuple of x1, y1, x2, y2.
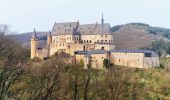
(31, 15, 115, 59)
(75, 50, 160, 69)
(30, 15, 160, 68)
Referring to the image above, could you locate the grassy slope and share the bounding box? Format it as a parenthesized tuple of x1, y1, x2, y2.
(113, 24, 170, 49)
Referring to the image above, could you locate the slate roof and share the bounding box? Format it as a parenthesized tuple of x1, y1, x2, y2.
(75, 50, 108, 55)
(110, 50, 159, 57)
(75, 49, 159, 57)
(51, 22, 111, 35)
(52, 22, 79, 35)
(78, 23, 111, 35)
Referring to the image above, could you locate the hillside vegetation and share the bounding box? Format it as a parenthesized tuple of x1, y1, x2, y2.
(1, 25, 170, 99)
(112, 23, 170, 56)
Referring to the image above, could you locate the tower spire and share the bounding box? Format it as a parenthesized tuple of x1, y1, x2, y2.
(101, 13, 104, 25)
(32, 28, 38, 39)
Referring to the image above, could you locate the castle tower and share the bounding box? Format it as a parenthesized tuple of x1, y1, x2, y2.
(31, 28, 38, 59)
(47, 31, 52, 45)
(47, 31, 52, 57)
(101, 13, 104, 34)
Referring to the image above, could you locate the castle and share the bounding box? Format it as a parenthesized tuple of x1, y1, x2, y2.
(31, 15, 160, 69)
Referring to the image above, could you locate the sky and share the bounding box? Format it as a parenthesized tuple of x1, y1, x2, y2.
(0, 0, 170, 33)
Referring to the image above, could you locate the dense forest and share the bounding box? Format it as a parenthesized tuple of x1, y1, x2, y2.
(0, 25, 170, 99)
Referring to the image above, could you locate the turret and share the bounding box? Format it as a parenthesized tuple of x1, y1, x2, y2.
(31, 28, 38, 59)
(47, 31, 52, 45)
(101, 13, 104, 25)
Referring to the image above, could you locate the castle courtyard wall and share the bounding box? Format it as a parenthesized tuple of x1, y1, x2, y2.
(110, 52, 144, 68)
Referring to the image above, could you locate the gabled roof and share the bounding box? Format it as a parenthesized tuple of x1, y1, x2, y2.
(52, 22, 79, 35)
(78, 23, 111, 35)
(51, 21, 111, 35)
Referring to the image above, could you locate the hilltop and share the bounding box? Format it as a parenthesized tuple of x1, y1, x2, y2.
(11, 32, 48, 48)
(11, 23, 170, 55)
(112, 23, 170, 49)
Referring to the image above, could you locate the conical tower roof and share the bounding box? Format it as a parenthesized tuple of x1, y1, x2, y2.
(48, 30, 51, 36)
(32, 28, 38, 39)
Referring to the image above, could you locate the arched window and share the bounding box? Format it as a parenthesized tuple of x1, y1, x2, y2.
(90, 40, 92, 43)
(83, 46, 85, 51)
(87, 40, 89, 43)
(68, 45, 70, 49)
(101, 47, 104, 50)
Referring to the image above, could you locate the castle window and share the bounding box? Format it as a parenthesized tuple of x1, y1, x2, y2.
(87, 40, 89, 43)
(63, 44, 64, 46)
(138, 59, 140, 61)
(101, 47, 104, 50)
(70, 25, 71, 27)
(101, 40, 103, 42)
(105, 40, 107, 42)
(84, 40, 86, 43)
(102, 57, 103, 59)
(119, 59, 120, 62)
(68, 45, 70, 49)
(90, 40, 92, 43)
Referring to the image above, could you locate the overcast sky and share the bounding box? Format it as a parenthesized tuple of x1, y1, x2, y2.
(0, 0, 170, 33)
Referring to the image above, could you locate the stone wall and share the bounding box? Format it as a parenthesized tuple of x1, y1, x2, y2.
(110, 52, 144, 68)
